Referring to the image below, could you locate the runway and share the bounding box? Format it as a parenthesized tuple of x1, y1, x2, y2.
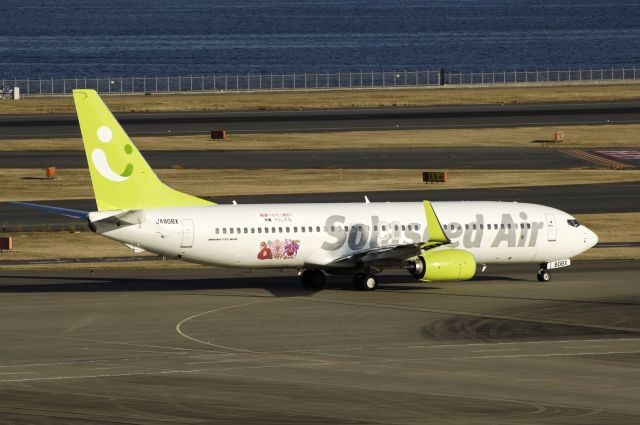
(2, 147, 637, 170)
(3, 182, 639, 232)
(2, 101, 640, 139)
(1, 261, 639, 424)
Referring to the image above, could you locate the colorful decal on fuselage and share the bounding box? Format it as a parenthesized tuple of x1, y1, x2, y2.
(257, 239, 300, 260)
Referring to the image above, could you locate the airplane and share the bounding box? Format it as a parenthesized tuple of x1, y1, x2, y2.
(14, 90, 599, 290)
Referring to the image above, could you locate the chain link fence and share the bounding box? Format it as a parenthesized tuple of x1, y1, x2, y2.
(1, 67, 638, 97)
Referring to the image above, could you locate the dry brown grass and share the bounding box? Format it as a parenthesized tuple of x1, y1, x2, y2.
(2, 83, 640, 115)
(1, 123, 639, 152)
(571, 212, 640, 260)
(2, 168, 640, 202)
(574, 212, 640, 243)
(576, 247, 640, 261)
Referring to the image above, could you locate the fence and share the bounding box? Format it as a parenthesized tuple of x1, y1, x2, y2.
(1, 67, 639, 97)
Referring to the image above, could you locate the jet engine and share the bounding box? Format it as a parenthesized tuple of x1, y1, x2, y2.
(406, 249, 476, 282)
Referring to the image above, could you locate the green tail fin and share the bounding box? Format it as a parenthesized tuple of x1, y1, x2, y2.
(73, 90, 214, 211)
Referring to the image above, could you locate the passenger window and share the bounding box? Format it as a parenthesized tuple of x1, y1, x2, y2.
(527, 223, 531, 229)
(294, 227, 298, 232)
(230, 228, 234, 234)
(507, 224, 511, 229)
(301, 227, 306, 233)
(272, 227, 276, 233)
(401, 225, 406, 231)
(286, 227, 290, 232)
(265, 227, 269, 234)
(500, 224, 505, 229)
(331, 226, 335, 232)
(316, 226, 321, 232)
(374, 225, 378, 231)
(237, 227, 241, 234)
(382, 225, 386, 231)
(465, 224, 469, 230)
(258, 228, 262, 233)
(309, 226, 313, 232)
(494, 224, 498, 230)
(279, 227, 283, 233)
(472, 224, 476, 230)
(444, 224, 448, 230)
(244, 228, 248, 234)
(215, 228, 219, 234)
(345, 226, 349, 231)
(394, 225, 399, 231)
(223, 228, 227, 234)
(251, 228, 255, 234)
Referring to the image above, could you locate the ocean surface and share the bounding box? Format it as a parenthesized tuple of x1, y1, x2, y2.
(0, 0, 639, 78)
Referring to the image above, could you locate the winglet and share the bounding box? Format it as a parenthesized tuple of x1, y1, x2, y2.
(423, 200, 450, 244)
(73, 89, 214, 211)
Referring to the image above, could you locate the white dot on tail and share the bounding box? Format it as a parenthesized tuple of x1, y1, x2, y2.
(97, 126, 113, 143)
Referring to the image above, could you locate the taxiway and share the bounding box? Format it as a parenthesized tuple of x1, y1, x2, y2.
(1, 262, 639, 424)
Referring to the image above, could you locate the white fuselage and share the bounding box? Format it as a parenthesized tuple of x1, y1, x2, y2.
(90, 201, 598, 270)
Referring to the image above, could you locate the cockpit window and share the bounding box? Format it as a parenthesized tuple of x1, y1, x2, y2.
(567, 219, 580, 228)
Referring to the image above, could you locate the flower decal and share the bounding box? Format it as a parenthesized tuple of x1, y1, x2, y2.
(257, 242, 272, 260)
(257, 239, 300, 260)
(284, 239, 300, 257)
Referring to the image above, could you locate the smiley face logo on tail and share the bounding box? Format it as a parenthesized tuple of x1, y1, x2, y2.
(91, 126, 134, 182)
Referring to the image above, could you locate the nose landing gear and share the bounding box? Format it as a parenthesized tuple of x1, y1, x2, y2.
(537, 264, 551, 282)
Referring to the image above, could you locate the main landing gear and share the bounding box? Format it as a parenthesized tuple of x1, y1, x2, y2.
(300, 269, 326, 289)
(353, 273, 378, 291)
(299, 269, 379, 291)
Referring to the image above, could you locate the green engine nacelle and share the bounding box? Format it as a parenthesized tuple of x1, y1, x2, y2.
(408, 249, 477, 282)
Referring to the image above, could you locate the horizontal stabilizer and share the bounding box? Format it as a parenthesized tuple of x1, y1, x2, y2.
(88, 210, 146, 226)
(11, 202, 89, 220)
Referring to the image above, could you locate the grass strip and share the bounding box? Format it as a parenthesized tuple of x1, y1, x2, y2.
(1, 123, 639, 152)
(2, 83, 640, 115)
(2, 168, 640, 202)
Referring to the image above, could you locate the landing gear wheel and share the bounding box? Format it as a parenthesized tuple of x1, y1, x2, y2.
(537, 270, 551, 282)
(353, 274, 377, 291)
(301, 269, 326, 289)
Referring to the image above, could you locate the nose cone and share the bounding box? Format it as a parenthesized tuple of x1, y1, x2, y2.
(585, 227, 599, 250)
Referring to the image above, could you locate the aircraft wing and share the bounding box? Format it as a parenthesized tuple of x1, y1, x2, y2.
(322, 240, 449, 271)
(310, 200, 451, 272)
(325, 242, 425, 268)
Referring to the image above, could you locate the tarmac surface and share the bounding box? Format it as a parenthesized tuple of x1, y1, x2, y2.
(2, 147, 637, 169)
(2, 101, 640, 139)
(1, 261, 639, 424)
(3, 182, 639, 232)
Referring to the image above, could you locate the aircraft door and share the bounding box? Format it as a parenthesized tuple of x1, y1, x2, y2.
(181, 219, 194, 248)
(545, 213, 557, 242)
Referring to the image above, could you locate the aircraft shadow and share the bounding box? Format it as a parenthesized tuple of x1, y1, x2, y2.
(0, 273, 433, 297)
(0, 272, 533, 297)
